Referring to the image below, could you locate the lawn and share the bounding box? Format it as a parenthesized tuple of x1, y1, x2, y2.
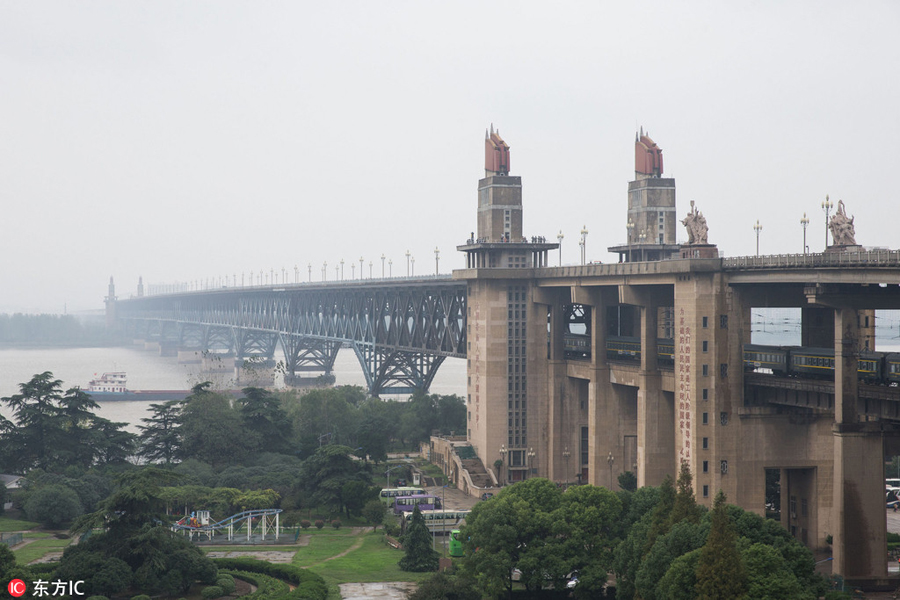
(12, 536, 73, 565)
(304, 531, 433, 600)
(0, 517, 40, 532)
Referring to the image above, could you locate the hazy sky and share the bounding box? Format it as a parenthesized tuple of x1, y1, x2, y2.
(2, 2, 898, 313)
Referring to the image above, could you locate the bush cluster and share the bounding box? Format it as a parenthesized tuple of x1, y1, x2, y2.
(212, 558, 327, 600)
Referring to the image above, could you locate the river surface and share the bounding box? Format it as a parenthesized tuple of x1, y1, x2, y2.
(0, 346, 466, 431)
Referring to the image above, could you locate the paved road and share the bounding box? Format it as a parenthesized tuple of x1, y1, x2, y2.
(423, 485, 479, 511)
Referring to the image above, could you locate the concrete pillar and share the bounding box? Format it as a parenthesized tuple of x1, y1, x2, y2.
(832, 307, 887, 580)
(633, 295, 672, 487)
(586, 287, 618, 489)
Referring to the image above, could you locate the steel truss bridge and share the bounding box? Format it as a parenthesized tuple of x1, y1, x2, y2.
(115, 278, 467, 395)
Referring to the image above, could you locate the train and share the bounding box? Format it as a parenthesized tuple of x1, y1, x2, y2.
(564, 333, 674, 366)
(743, 344, 900, 385)
(564, 333, 900, 386)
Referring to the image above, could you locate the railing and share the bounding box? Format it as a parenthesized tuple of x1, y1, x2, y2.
(1, 532, 23, 547)
(724, 249, 900, 270)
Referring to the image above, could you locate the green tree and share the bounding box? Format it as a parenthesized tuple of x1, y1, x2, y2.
(462, 478, 564, 596)
(138, 400, 183, 464)
(237, 387, 292, 455)
(618, 470, 638, 492)
(1, 371, 66, 471)
(657, 548, 701, 600)
(742, 542, 814, 600)
(399, 505, 440, 572)
(634, 520, 708, 600)
(362, 499, 387, 531)
(408, 571, 480, 600)
(559, 484, 623, 597)
(669, 461, 702, 526)
(300, 445, 370, 514)
(180, 388, 247, 466)
(24, 483, 84, 528)
(695, 491, 745, 600)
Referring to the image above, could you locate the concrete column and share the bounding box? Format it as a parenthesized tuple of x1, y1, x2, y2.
(832, 307, 887, 580)
(586, 287, 618, 489)
(633, 295, 672, 487)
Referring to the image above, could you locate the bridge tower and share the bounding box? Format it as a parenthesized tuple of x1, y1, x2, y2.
(608, 130, 682, 262)
(105, 276, 117, 329)
(458, 128, 557, 484)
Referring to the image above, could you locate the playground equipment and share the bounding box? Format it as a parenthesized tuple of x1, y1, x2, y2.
(172, 508, 282, 542)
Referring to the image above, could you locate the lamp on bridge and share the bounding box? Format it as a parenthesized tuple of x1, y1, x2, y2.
(821, 195, 833, 248)
(294, 264, 299, 284)
(351, 263, 356, 279)
(563, 446, 571, 490)
(340, 259, 344, 281)
(282, 267, 286, 284)
(639, 230, 646, 261)
(527, 447, 536, 478)
(753, 220, 763, 256)
(557, 230, 564, 266)
(335, 264, 339, 280)
(607, 452, 615, 489)
(627, 218, 635, 263)
(359, 256, 364, 279)
(411, 255, 415, 276)
(580, 225, 589, 264)
(369, 261, 373, 278)
(381, 254, 386, 278)
(434, 247, 440, 275)
(389, 259, 392, 277)
(405, 250, 411, 277)
(322, 261, 327, 281)
(800, 213, 809, 255)
(307, 263, 312, 282)
(499, 444, 508, 485)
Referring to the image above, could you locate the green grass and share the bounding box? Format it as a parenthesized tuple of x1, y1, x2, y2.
(305, 531, 433, 600)
(0, 517, 40, 532)
(291, 535, 361, 567)
(13, 537, 72, 565)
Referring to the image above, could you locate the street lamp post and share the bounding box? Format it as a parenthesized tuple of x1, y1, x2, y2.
(639, 230, 646, 261)
(411, 255, 415, 276)
(557, 230, 564, 266)
(405, 250, 411, 277)
(821, 195, 833, 248)
(627, 218, 635, 263)
(580, 225, 589, 264)
(359, 257, 364, 279)
(294, 264, 299, 284)
(282, 267, 286, 284)
(351, 264, 356, 279)
(307, 263, 311, 282)
(369, 261, 373, 278)
(800, 213, 809, 254)
(499, 444, 508, 485)
(381, 254, 385, 278)
(388, 259, 392, 277)
(434, 247, 440, 275)
(335, 265, 339, 280)
(563, 447, 571, 490)
(527, 447, 536, 479)
(754, 220, 763, 256)
(322, 261, 327, 281)
(578, 239, 584, 265)
(340, 259, 344, 280)
(607, 452, 615, 490)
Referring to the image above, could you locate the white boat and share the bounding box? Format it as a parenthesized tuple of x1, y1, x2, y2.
(86, 371, 128, 393)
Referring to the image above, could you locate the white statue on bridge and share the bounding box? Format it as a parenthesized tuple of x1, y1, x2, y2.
(681, 201, 709, 245)
(828, 199, 857, 246)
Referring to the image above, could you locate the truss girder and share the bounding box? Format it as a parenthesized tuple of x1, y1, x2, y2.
(179, 323, 206, 349)
(280, 334, 341, 375)
(204, 325, 236, 353)
(115, 281, 466, 393)
(353, 343, 447, 396)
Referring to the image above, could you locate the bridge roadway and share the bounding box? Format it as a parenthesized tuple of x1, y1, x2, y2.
(114, 276, 466, 395)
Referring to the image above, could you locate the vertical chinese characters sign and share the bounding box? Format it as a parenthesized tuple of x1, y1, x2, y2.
(678, 308, 692, 463)
(474, 302, 481, 428)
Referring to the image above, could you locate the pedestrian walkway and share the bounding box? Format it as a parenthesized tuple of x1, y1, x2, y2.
(205, 550, 297, 563)
(339, 582, 417, 600)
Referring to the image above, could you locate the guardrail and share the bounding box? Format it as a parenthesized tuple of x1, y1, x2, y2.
(724, 249, 900, 270)
(1, 532, 23, 547)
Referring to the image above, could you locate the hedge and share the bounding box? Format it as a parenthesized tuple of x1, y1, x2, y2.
(212, 558, 327, 600)
(218, 570, 289, 599)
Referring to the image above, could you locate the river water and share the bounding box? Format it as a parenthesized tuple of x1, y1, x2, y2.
(0, 346, 466, 431)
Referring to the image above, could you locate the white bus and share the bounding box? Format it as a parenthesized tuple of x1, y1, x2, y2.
(402, 509, 470, 534)
(379, 487, 426, 505)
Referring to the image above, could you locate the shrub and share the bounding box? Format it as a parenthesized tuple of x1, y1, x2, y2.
(201, 586, 224, 599)
(215, 574, 236, 595)
(314, 519, 324, 529)
(132, 596, 152, 600)
(300, 519, 311, 529)
(331, 519, 341, 529)
(24, 484, 83, 528)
